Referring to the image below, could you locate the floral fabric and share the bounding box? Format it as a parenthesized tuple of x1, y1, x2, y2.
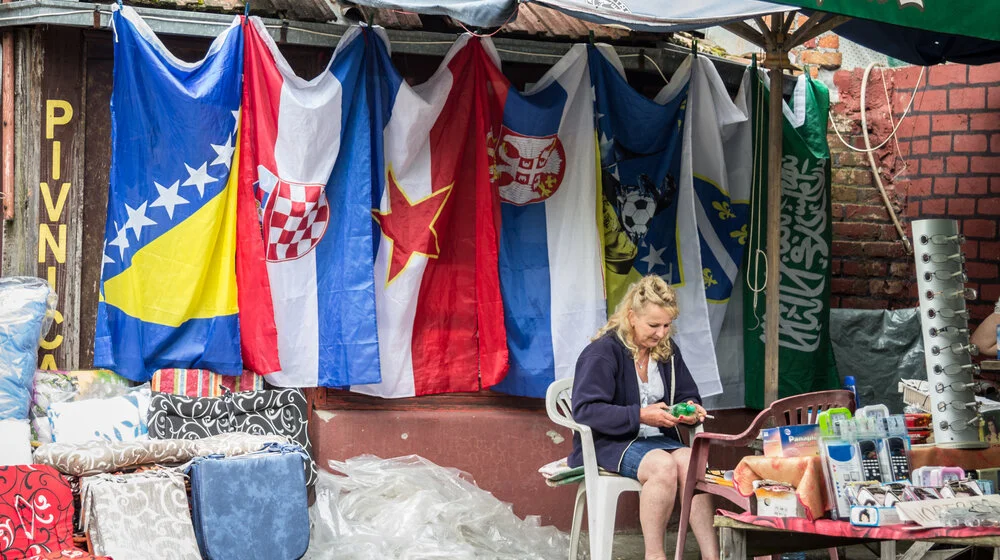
(0, 465, 75, 559)
(82, 470, 200, 559)
(47, 388, 151, 444)
(33, 433, 289, 477)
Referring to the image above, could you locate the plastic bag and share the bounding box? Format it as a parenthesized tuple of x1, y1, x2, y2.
(305, 455, 570, 560)
(0, 277, 56, 420)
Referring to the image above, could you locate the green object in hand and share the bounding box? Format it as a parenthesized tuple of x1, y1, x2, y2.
(671, 402, 697, 417)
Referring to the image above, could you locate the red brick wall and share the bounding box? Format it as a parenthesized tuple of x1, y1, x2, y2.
(829, 63, 1000, 323)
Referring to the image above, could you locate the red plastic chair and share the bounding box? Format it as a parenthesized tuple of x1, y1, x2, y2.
(673, 390, 856, 560)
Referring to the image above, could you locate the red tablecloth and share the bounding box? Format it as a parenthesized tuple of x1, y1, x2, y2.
(719, 511, 1000, 541)
(910, 445, 1000, 471)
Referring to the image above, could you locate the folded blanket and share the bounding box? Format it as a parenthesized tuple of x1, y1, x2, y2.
(33, 432, 290, 477)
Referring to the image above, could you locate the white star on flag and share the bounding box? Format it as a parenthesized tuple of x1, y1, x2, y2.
(108, 221, 130, 259)
(182, 162, 218, 198)
(124, 201, 158, 241)
(151, 180, 188, 219)
(101, 238, 114, 277)
(231, 109, 240, 135)
(640, 243, 666, 272)
(210, 135, 236, 169)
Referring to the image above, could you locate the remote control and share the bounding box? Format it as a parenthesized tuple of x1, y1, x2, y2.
(858, 440, 884, 482)
(884, 437, 911, 482)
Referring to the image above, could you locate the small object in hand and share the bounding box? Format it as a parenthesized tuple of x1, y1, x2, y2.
(671, 402, 697, 417)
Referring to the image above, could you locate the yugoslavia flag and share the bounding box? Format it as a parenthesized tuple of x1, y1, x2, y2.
(95, 6, 246, 382)
(490, 44, 606, 398)
(352, 35, 509, 398)
(590, 45, 722, 398)
(238, 19, 383, 387)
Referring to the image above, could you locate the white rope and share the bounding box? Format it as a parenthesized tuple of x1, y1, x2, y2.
(619, 53, 669, 85)
(828, 65, 926, 154)
(745, 65, 768, 330)
(859, 61, 914, 254)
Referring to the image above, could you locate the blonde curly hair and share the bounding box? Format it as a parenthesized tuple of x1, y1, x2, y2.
(595, 275, 678, 362)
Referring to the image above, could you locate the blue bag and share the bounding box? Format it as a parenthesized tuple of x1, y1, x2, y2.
(188, 443, 311, 560)
(0, 277, 52, 420)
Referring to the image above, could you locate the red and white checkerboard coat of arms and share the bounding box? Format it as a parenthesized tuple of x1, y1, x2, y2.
(489, 126, 566, 205)
(253, 165, 330, 262)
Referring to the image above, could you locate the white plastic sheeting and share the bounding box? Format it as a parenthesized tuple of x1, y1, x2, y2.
(306, 455, 570, 560)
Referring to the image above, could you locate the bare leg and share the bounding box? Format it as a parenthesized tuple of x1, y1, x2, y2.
(636, 450, 678, 560)
(671, 447, 720, 560)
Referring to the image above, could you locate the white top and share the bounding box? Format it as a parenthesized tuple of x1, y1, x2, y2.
(637, 360, 665, 438)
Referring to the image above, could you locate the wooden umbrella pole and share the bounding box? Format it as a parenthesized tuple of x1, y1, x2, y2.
(763, 14, 786, 407)
(764, 64, 783, 406)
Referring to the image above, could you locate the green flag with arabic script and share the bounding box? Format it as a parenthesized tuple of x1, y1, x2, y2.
(743, 68, 840, 409)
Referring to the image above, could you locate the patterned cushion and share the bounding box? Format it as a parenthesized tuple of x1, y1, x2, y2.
(151, 368, 264, 398)
(33, 433, 290, 477)
(82, 470, 200, 559)
(147, 389, 316, 485)
(48, 388, 151, 444)
(0, 465, 75, 559)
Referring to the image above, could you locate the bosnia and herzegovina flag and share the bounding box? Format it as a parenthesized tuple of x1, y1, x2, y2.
(94, 5, 249, 382)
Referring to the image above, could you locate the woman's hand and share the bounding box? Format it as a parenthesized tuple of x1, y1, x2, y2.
(676, 401, 708, 425)
(639, 402, 680, 428)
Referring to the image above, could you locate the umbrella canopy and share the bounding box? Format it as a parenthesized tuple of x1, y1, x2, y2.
(347, 0, 1000, 65)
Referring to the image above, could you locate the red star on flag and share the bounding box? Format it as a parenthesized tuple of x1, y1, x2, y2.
(372, 167, 453, 286)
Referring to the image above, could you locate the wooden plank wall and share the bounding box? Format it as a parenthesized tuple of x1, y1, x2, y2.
(79, 32, 112, 369)
(37, 28, 86, 371)
(2, 28, 42, 280)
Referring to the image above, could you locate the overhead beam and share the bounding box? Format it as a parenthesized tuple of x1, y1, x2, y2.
(0, 0, 759, 93)
(787, 14, 851, 49)
(722, 21, 767, 50)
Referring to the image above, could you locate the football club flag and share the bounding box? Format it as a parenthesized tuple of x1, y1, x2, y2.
(352, 35, 509, 398)
(489, 44, 606, 398)
(590, 45, 722, 397)
(238, 19, 385, 387)
(95, 6, 245, 382)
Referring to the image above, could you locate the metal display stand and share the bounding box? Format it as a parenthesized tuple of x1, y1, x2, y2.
(912, 219, 987, 449)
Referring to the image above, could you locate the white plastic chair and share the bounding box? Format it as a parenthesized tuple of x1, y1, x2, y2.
(545, 376, 701, 560)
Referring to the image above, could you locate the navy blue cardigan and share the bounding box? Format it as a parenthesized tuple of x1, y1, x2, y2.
(568, 332, 702, 473)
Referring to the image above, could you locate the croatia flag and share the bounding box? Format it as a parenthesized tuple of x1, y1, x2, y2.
(352, 35, 509, 398)
(237, 19, 383, 387)
(489, 44, 606, 398)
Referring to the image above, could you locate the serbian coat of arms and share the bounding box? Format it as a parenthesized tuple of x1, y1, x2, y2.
(489, 126, 567, 205)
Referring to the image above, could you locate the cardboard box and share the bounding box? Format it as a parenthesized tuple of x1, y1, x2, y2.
(762, 424, 821, 457)
(753, 481, 806, 518)
(851, 505, 902, 527)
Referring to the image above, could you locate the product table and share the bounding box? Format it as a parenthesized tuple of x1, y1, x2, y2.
(730, 447, 1000, 519)
(716, 512, 1000, 560)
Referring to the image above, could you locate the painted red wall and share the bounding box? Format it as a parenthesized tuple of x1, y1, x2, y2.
(309, 400, 756, 531)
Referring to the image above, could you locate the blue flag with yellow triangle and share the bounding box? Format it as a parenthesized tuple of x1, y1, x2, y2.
(94, 5, 244, 382)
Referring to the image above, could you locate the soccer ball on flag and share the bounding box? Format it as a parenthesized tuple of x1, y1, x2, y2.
(620, 191, 655, 242)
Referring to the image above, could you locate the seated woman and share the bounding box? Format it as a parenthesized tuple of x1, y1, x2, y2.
(568, 275, 717, 560)
(970, 301, 1000, 358)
